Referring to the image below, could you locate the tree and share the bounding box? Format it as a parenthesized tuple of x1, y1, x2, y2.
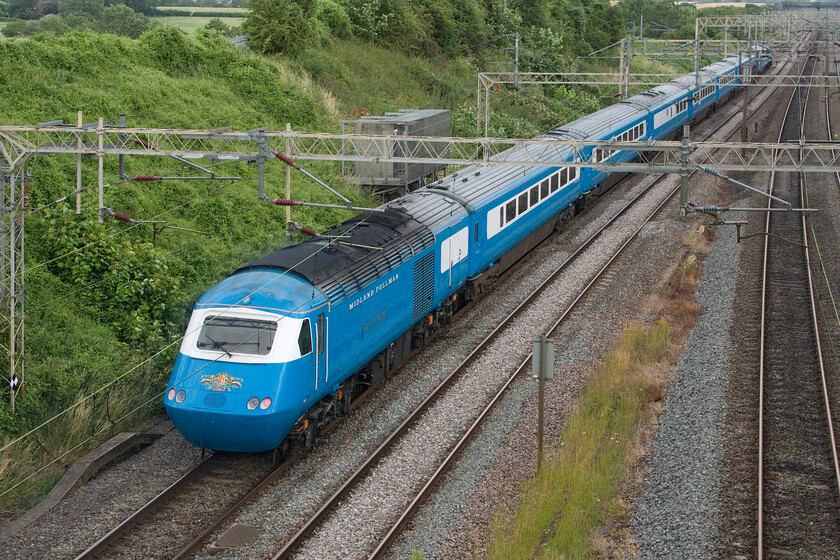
(7, 0, 41, 20)
(58, 0, 103, 18)
(98, 3, 150, 38)
(242, 0, 315, 54)
(105, 0, 154, 17)
(349, 0, 390, 44)
(203, 16, 231, 35)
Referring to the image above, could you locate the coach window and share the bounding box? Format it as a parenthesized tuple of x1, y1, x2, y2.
(530, 186, 539, 206)
(550, 173, 559, 193)
(540, 179, 549, 198)
(570, 167, 577, 181)
(317, 314, 324, 355)
(474, 221, 479, 243)
(518, 192, 529, 214)
(298, 318, 312, 357)
(506, 200, 516, 224)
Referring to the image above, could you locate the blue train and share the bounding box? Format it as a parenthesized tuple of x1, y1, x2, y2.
(165, 45, 772, 452)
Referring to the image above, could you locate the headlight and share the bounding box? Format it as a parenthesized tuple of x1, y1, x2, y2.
(167, 388, 176, 401)
(260, 397, 272, 410)
(175, 390, 186, 404)
(247, 397, 259, 410)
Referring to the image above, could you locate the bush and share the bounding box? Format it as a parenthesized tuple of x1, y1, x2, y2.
(2, 17, 33, 34)
(141, 25, 200, 74)
(316, 0, 350, 38)
(242, 0, 316, 54)
(36, 207, 183, 348)
(202, 16, 230, 35)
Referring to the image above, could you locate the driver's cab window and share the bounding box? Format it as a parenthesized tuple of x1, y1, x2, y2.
(298, 318, 312, 357)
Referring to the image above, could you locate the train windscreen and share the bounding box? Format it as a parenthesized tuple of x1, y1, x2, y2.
(197, 317, 277, 356)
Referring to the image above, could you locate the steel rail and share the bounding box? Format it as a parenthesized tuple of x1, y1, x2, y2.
(804, 35, 840, 534)
(73, 453, 215, 560)
(272, 42, 804, 560)
(757, 39, 812, 560)
(169, 456, 296, 560)
(269, 143, 668, 560)
(368, 151, 680, 560)
(369, 43, 810, 560)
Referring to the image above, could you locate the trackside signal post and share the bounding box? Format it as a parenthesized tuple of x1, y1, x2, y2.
(532, 336, 555, 471)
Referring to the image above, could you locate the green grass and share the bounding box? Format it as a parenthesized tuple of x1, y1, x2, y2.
(152, 16, 245, 34)
(156, 6, 246, 14)
(487, 321, 672, 559)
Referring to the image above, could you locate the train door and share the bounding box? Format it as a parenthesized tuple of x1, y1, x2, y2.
(316, 312, 327, 388)
(441, 224, 469, 291)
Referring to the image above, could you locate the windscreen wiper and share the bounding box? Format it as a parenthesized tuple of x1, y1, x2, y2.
(203, 334, 232, 358)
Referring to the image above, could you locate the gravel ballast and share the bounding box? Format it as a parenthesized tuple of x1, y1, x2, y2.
(630, 209, 744, 559)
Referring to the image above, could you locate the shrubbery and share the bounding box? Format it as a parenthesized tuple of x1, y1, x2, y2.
(241, 0, 623, 59)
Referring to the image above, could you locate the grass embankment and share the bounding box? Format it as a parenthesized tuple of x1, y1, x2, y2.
(487, 228, 709, 559)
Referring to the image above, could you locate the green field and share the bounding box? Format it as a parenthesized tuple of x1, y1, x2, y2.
(156, 6, 246, 14)
(152, 15, 244, 33)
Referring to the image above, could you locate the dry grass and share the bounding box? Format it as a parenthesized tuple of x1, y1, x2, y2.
(486, 224, 711, 560)
(0, 380, 157, 512)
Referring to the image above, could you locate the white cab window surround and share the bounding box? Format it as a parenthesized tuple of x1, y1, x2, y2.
(181, 307, 309, 364)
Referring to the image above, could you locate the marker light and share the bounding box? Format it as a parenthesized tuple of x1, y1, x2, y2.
(260, 397, 272, 410)
(175, 390, 186, 404)
(247, 397, 259, 410)
(167, 389, 176, 401)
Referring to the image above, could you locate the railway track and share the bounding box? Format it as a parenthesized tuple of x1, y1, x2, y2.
(757, 40, 840, 558)
(69, 38, 806, 560)
(268, 44, 808, 560)
(73, 451, 278, 560)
